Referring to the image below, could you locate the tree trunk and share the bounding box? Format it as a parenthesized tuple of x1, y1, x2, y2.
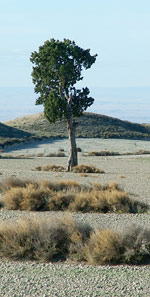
(67, 118, 78, 171)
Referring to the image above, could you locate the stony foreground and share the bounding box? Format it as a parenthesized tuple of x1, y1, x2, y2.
(0, 260, 150, 297)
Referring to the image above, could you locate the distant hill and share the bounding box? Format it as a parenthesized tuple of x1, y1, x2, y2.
(0, 112, 150, 147)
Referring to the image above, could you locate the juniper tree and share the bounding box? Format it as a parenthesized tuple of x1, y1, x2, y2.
(30, 38, 97, 171)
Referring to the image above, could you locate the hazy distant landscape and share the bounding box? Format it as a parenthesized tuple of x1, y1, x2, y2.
(1, 86, 150, 123)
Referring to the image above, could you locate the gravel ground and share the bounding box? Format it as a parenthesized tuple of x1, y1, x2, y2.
(0, 138, 150, 297)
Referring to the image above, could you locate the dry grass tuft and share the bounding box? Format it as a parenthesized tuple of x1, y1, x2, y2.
(0, 215, 91, 262)
(0, 177, 34, 192)
(88, 151, 120, 156)
(34, 164, 104, 173)
(35, 166, 42, 171)
(120, 225, 150, 264)
(40, 179, 82, 192)
(37, 153, 44, 157)
(45, 152, 65, 157)
(84, 229, 121, 264)
(0, 216, 150, 264)
(88, 150, 150, 157)
(72, 165, 105, 174)
(34, 164, 65, 172)
(4, 184, 50, 211)
(2, 178, 148, 213)
(43, 165, 65, 172)
(120, 175, 126, 178)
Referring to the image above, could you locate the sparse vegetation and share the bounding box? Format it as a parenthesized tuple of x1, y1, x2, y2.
(0, 216, 150, 264)
(2, 178, 148, 213)
(88, 150, 150, 157)
(72, 165, 105, 174)
(88, 151, 120, 156)
(1, 112, 150, 149)
(33, 164, 104, 173)
(45, 152, 65, 157)
(34, 164, 65, 172)
(0, 152, 65, 159)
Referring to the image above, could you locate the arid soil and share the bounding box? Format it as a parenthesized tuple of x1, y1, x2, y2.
(0, 138, 150, 296)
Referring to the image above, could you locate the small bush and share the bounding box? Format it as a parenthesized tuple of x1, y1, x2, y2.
(88, 151, 120, 156)
(72, 165, 105, 174)
(0, 216, 90, 262)
(35, 166, 42, 171)
(40, 179, 82, 192)
(46, 152, 65, 157)
(4, 184, 50, 211)
(88, 150, 150, 157)
(84, 229, 121, 264)
(2, 178, 149, 213)
(120, 226, 150, 264)
(0, 177, 34, 192)
(43, 165, 65, 172)
(0, 217, 150, 264)
(134, 150, 150, 155)
(48, 192, 75, 211)
(37, 153, 44, 157)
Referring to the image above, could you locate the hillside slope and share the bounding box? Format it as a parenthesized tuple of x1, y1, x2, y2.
(0, 112, 150, 147)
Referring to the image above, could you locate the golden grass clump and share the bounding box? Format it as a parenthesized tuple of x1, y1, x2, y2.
(72, 165, 105, 174)
(1, 177, 32, 191)
(48, 192, 75, 211)
(35, 164, 65, 172)
(0, 216, 150, 264)
(34, 164, 104, 173)
(84, 229, 121, 264)
(4, 184, 50, 211)
(0, 215, 91, 262)
(88, 151, 120, 156)
(0, 217, 70, 261)
(45, 152, 65, 157)
(40, 179, 82, 192)
(68, 187, 134, 213)
(43, 164, 65, 172)
(2, 178, 149, 213)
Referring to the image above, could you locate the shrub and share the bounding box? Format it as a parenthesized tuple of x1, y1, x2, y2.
(0, 216, 90, 262)
(0, 217, 150, 264)
(84, 229, 121, 264)
(1, 177, 32, 191)
(45, 152, 65, 157)
(88, 151, 120, 156)
(120, 226, 150, 264)
(43, 165, 65, 172)
(4, 184, 50, 211)
(48, 192, 75, 211)
(40, 179, 82, 192)
(72, 165, 105, 174)
(35, 166, 42, 171)
(37, 153, 44, 157)
(134, 150, 150, 155)
(0, 217, 70, 261)
(2, 178, 149, 213)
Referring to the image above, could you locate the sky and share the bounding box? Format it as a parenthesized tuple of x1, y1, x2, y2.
(1, 0, 150, 88)
(0, 0, 150, 122)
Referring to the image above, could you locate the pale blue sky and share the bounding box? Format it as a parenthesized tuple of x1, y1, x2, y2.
(0, 0, 150, 88)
